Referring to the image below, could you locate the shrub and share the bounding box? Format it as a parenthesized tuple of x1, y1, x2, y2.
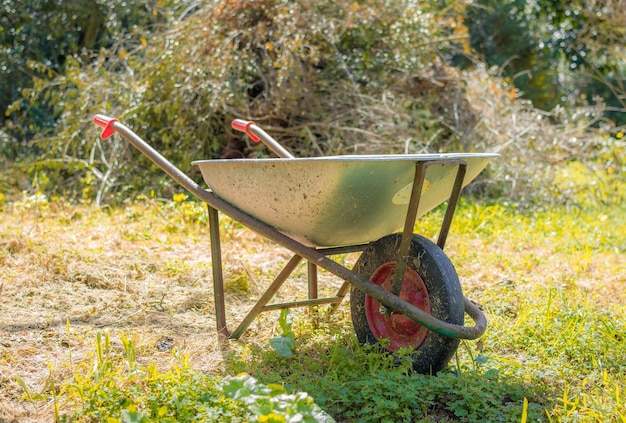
(12, 0, 473, 204)
(3, 0, 624, 207)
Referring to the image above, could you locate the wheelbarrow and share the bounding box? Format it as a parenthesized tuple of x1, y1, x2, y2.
(93, 114, 497, 374)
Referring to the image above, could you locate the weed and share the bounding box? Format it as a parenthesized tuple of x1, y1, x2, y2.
(225, 269, 251, 294)
(228, 332, 545, 422)
(42, 329, 337, 422)
(220, 373, 334, 422)
(269, 310, 296, 357)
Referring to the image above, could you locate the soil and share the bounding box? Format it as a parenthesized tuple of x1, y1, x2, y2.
(0, 201, 351, 422)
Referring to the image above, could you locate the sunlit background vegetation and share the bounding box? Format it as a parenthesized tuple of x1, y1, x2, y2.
(1, 0, 624, 207)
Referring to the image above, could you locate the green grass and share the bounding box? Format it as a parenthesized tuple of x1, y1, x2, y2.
(6, 193, 625, 422)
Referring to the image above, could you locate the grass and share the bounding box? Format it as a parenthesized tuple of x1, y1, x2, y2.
(0, 190, 624, 422)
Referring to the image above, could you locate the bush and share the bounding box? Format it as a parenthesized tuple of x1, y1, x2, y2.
(20, 0, 463, 204)
(463, 0, 626, 125)
(0, 0, 187, 140)
(3, 0, 625, 207)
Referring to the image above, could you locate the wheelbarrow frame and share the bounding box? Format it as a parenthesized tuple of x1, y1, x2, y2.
(93, 115, 487, 341)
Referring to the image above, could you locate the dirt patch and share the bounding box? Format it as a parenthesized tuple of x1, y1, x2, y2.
(0, 202, 352, 421)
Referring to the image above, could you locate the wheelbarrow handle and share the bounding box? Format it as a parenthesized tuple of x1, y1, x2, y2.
(94, 114, 119, 139)
(232, 119, 295, 159)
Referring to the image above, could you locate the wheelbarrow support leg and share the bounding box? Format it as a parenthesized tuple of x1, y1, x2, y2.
(437, 162, 467, 250)
(208, 206, 229, 336)
(391, 161, 428, 297)
(230, 254, 304, 339)
(307, 262, 318, 300)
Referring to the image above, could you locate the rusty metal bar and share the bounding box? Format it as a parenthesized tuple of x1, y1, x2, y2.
(307, 262, 319, 321)
(437, 161, 467, 250)
(317, 244, 368, 255)
(208, 206, 229, 336)
(391, 161, 428, 297)
(262, 296, 345, 311)
(307, 262, 318, 300)
(328, 281, 351, 314)
(229, 254, 303, 339)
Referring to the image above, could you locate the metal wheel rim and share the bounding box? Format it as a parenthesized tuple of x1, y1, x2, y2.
(365, 262, 431, 351)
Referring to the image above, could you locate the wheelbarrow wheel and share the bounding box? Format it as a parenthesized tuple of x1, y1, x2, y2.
(350, 233, 464, 374)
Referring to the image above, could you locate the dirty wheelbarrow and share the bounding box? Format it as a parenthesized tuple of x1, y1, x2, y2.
(93, 115, 497, 374)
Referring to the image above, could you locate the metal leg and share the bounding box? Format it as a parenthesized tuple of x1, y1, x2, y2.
(391, 159, 468, 294)
(307, 262, 319, 323)
(391, 162, 428, 297)
(208, 206, 228, 336)
(437, 162, 467, 250)
(328, 281, 351, 314)
(230, 254, 303, 339)
(307, 262, 318, 300)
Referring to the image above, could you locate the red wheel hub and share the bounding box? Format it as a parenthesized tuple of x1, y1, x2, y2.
(365, 262, 431, 351)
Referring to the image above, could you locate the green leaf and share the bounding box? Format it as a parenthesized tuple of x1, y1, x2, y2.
(277, 309, 295, 339)
(269, 336, 295, 357)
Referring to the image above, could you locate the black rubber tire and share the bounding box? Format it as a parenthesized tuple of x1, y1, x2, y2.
(350, 233, 464, 374)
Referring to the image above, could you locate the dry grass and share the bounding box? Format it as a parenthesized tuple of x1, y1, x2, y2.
(1, 193, 624, 421)
(0, 198, 352, 422)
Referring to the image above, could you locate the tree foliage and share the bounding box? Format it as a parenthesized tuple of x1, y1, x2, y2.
(1, 0, 624, 206)
(0, 0, 185, 152)
(13, 0, 465, 203)
(463, 0, 626, 124)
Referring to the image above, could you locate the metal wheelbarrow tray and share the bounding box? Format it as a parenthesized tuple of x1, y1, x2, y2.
(94, 115, 497, 374)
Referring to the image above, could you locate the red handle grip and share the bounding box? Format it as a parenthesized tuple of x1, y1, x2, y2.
(93, 114, 118, 139)
(231, 119, 260, 142)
